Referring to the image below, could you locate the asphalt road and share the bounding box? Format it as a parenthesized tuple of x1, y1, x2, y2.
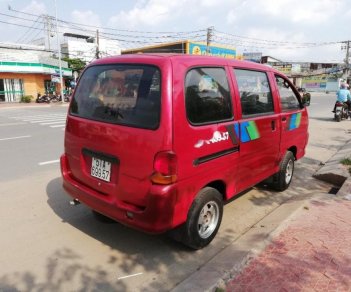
(0, 93, 349, 291)
(0, 104, 66, 182)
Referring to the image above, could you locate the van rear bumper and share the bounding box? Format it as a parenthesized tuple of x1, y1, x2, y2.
(60, 154, 176, 234)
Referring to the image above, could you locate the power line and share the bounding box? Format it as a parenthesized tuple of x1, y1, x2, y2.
(213, 29, 342, 48)
(7, 8, 207, 35)
(1, 8, 347, 62)
(0, 12, 207, 48)
(16, 15, 42, 43)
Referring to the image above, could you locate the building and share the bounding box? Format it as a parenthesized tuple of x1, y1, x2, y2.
(260, 55, 343, 91)
(0, 43, 72, 102)
(122, 40, 236, 59)
(61, 33, 121, 62)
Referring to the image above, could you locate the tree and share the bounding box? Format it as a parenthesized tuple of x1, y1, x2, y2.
(62, 57, 86, 72)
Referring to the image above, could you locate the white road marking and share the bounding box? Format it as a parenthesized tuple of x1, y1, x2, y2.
(40, 121, 66, 125)
(0, 135, 31, 141)
(117, 273, 143, 280)
(14, 114, 64, 119)
(30, 119, 66, 123)
(38, 159, 60, 166)
(1, 105, 50, 109)
(0, 122, 26, 127)
(50, 124, 66, 128)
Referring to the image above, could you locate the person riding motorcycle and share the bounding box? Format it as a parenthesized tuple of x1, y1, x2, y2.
(333, 83, 351, 112)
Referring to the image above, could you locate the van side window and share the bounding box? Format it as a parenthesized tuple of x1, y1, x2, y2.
(234, 69, 273, 116)
(275, 76, 300, 111)
(185, 67, 232, 124)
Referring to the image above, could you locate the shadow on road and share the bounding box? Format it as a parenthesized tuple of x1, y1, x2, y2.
(248, 158, 332, 207)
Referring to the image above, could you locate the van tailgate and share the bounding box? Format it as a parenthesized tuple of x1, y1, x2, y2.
(64, 116, 165, 208)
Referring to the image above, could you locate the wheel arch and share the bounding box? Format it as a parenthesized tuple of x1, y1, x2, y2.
(205, 180, 226, 200)
(287, 146, 297, 159)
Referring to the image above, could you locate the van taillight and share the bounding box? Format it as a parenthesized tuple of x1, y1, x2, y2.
(150, 151, 177, 185)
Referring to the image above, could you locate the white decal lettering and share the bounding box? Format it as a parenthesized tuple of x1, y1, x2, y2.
(194, 131, 229, 148)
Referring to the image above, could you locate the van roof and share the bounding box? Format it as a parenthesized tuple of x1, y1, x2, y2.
(89, 53, 280, 73)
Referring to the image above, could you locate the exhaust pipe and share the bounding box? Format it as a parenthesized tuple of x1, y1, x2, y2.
(70, 198, 80, 206)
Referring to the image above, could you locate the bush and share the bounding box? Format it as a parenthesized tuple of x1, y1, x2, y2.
(20, 95, 33, 103)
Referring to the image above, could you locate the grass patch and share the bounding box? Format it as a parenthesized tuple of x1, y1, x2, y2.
(341, 157, 351, 165)
(341, 157, 351, 174)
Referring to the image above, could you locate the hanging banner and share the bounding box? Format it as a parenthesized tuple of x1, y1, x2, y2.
(188, 42, 236, 59)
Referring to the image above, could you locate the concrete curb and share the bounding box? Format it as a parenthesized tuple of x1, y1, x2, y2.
(337, 176, 351, 200)
(171, 196, 314, 292)
(313, 138, 351, 186)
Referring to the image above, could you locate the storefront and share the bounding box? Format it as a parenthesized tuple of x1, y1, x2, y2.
(0, 45, 72, 102)
(0, 62, 72, 102)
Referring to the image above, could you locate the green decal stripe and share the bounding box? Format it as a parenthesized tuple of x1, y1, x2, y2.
(247, 121, 260, 140)
(295, 113, 301, 128)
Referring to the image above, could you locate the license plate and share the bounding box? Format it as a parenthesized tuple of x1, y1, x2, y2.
(91, 157, 111, 182)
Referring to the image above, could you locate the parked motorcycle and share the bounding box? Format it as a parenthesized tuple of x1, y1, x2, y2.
(334, 102, 350, 122)
(35, 93, 50, 103)
(49, 93, 60, 103)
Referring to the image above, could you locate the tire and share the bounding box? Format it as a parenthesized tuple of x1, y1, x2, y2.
(92, 210, 116, 223)
(174, 187, 223, 250)
(272, 151, 295, 191)
(336, 114, 341, 122)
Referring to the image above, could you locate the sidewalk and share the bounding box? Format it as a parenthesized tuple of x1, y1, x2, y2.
(223, 143, 351, 291)
(225, 195, 351, 291)
(0, 101, 68, 109)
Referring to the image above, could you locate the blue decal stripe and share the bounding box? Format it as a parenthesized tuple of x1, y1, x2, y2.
(289, 114, 297, 130)
(240, 122, 251, 142)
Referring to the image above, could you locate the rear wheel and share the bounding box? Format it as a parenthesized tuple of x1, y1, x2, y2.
(172, 187, 223, 250)
(272, 151, 295, 191)
(335, 114, 341, 122)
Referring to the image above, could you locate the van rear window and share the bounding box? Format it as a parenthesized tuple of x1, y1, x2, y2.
(70, 65, 161, 129)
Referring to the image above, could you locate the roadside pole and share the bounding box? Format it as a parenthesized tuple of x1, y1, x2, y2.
(54, 0, 64, 101)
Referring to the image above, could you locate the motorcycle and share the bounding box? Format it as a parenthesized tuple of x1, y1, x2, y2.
(35, 93, 50, 103)
(334, 101, 350, 122)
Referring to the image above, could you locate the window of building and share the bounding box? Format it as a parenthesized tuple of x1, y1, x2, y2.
(0, 79, 24, 102)
(234, 69, 274, 116)
(185, 67, 233, 124)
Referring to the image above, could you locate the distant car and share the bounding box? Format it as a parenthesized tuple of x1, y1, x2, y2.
(297, 87, 311, 106)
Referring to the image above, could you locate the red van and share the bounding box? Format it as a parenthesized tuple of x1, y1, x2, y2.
(60, 54, 309, 249)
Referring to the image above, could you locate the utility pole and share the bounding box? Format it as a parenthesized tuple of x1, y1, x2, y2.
(341, 40, 350, 81)
(45, 15, 52, 51)
(96, 29, 100, 59)
(342, 41, 350, 66)
(54, 0, 64, 101)
(206, 26, 214, 55)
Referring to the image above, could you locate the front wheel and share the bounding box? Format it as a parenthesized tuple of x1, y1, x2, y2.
(272, 151, 295, 191)
(178, 187, 223, 250)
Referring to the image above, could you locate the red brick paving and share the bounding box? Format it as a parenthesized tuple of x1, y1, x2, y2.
(226, 198, 351, 292)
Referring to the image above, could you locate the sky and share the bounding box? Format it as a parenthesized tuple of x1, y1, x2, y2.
(0, 0, 350, 63)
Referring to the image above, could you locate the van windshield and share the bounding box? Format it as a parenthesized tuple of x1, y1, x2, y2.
(70, 64, 161, 129)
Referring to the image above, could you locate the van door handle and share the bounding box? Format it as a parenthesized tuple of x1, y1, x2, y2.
(282, 117, 287, 122)
(271, 120, 276, 131)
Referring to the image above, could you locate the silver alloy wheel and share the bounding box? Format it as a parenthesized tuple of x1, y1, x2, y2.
(285, 159, 294, 184)
(197, 201, 220, 239)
